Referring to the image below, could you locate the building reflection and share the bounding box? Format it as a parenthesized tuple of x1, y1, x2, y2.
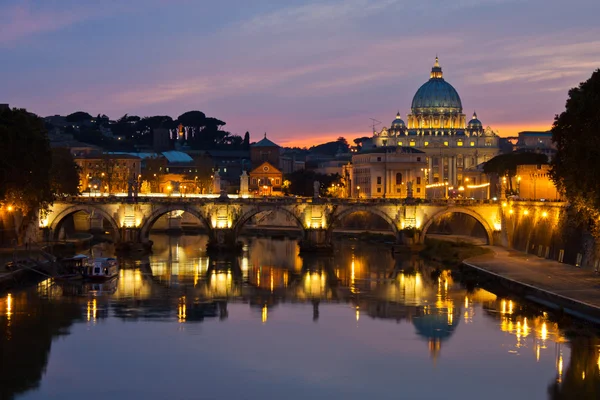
(2, 234, 600, 399)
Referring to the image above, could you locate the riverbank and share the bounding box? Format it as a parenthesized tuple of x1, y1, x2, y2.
(463, 246, 600, 324)
(419, 238, 490, 267)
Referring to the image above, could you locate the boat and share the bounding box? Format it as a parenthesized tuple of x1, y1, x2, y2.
(58, 254, 89, 280)
(82, 257, 119, 281)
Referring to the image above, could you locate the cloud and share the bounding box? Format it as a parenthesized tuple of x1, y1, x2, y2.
(0, 2, 90, 45)
(112, 62, 339, 107)
(238, 0, 400, 33)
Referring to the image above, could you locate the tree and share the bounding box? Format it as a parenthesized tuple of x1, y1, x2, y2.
(0, 108, 53, 243)
(309, 138, 349, 156)
(50, 148, 80, 198)
(65, 111, 93, 122)
(243, 131, 250, 149)
(551, 69, 600, 229)
(285, 170, 342, 197)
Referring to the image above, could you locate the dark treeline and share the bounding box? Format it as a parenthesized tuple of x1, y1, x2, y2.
(55, 110, 251, 152)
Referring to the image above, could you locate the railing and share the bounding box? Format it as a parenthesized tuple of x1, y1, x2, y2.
(62, 195, 513, 208)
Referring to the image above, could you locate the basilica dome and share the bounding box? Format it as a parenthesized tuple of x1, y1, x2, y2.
(411, 57, 463, 113)
(468, 111, 482, 128)
(391, 112, 405, 129)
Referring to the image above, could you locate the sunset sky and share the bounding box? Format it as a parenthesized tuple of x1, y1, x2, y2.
(1, 0, 599, 147)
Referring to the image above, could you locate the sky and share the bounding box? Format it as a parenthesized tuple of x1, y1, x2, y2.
(1, 0, 599, 147)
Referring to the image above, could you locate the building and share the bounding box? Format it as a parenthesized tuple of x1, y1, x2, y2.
(249, 161, 283, 196)
(348, 147, 427, 199)
(368, 57, 500, 187)
(251, 134, 280, 168)
(516, 164, 562, 201)
(75, 153, 141, 194)
(516, 131, 555, 160)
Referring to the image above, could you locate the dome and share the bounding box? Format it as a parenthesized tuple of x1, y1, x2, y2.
(411, 57, 463, 113)
(391, 112, 405, 128)
(468, 111, 482, 128)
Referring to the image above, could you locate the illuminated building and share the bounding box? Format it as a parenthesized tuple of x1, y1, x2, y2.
(516, 164, 563, 201)
(249, 162, 283, 196)
(348, 147, 427, 198)
(75, 153, 141, 194)
(368, 57, 500, 188)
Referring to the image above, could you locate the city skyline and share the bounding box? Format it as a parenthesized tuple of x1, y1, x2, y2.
(1, 0, 599, 147)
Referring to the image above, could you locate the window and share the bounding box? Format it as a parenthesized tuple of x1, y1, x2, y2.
(396, 173, 402, 185)
(470, 141, 475, 147)
(444, 141, 449, 146)
(377, 176, 382, 184)
(377, 157, 382, 162)
(398, 141, 403, 146)
(457, 141, 463, 147)
(252, 178, 257, 185)
(417, 188, 421, 193)
(410, 141, 416, 146)
(377, 187, 381, 193)
(417, 177, 421, 185)
(424, 141, 429, 146)
(417, 157, 421, 162)
(276, 179, 280, 185)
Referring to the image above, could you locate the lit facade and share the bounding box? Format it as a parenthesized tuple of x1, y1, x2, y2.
(349, 147, 427, 198)
(75, 153, 141, 194)
(369, 58, 500, 188)
(249, 161, 283, 196)
(516, 164, 563, 201)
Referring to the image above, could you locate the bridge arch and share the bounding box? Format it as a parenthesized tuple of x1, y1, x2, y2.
(232, 205, 305, 236)
(421, 207, 494, 245)
(138, 205, 210, 241)
(327, 206, 400, 239)
(48, 205, 121, 242)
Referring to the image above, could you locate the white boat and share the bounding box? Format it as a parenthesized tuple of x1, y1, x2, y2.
(83, 258, 119, 281)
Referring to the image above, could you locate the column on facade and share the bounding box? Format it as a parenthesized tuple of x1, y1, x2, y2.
(450, 156, 455, 186)
(428, 156, 433, 184)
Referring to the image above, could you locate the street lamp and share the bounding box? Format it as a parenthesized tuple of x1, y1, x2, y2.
(356, 185, 361, 199)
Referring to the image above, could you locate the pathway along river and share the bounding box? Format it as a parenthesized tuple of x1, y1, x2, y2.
(1, 234, 599, 400)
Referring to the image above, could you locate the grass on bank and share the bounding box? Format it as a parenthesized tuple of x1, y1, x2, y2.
(420, 238, 490, 267)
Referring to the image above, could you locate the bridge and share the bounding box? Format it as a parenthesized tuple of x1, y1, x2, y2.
(38, 196, 566, 252)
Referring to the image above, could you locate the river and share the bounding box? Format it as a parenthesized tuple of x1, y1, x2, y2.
(1, 234, 599, 400)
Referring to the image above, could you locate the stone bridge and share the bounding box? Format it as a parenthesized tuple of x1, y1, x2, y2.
(39, 195, 514, 252)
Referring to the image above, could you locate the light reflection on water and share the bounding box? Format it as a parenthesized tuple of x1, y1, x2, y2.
(0, 233, 599, 400)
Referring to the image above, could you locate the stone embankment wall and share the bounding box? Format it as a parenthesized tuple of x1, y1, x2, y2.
(504, 202, 597, 270)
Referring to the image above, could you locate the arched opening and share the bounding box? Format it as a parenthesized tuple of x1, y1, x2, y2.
(138, 206, 210, 241)
(233, 207, 305, 239)
(328, 207, 398, 242)
(141, 207, 213, 290)
(49, 206, 120, 243)
(421, 209, 492, 245)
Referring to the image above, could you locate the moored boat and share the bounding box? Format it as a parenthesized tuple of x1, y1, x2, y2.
(83, 257, 118, 281)
(58, 254, 89, 280)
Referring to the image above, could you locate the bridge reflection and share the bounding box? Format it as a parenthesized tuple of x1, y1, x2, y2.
(2, 244, 600, 400)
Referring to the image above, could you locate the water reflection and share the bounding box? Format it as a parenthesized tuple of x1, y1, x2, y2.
(0, 233, 599, 399)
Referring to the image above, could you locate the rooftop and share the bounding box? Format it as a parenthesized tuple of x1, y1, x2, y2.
(360, 146, 425, 154)
(252, 133, 280, 148)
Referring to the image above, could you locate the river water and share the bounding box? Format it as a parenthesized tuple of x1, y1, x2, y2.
(1, 234, 599, 400)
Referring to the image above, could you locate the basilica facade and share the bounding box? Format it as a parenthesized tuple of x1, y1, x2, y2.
(366, 58, 499, 189)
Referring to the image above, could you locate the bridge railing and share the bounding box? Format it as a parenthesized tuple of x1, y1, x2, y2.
(64, 194, 568, 207)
